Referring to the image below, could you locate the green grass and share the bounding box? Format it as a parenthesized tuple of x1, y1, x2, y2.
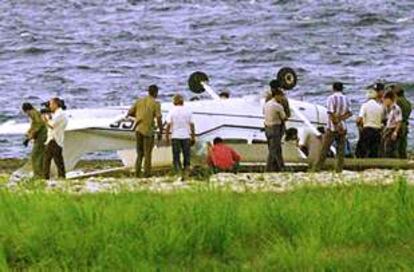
(0, 179, 414, 271)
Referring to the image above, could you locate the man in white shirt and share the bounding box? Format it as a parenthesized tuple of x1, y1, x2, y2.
(356, 90, 384, 158)
(313, 82, 352, 173)
(298, 126, 325, 167)
(42, 98, 68, 179)
(166, 94, 196, 175)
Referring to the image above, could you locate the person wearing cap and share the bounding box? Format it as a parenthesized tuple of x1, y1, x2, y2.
(382, 91, 403, 158)
(127, 85, 163, 178)
(392, 85, 412, 159)
(373, 83, 385, 103)
(165, 94, 196, 177)
(22, 103, 47, 178)
(355, 90, 384, 158)
(263, 86, 287, 172)
(313, 82, 352, 173)
(270, 79, 291, 119)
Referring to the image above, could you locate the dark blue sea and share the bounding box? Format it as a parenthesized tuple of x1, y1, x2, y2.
(0, 0, 413, 158)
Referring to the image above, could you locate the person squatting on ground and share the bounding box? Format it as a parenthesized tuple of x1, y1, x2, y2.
(298, 126, 325, 168)
(207, 137, 241, 173)
(42, 98, 68, 179)
(356, 90, 384, 158)
(127, 85, 163, 178)
(263, 83, 287, 172)
(22, 103, 48, 178)
(165, 94, 196, 177)
(313, 82, 352, 173)
(392, 85, 412, 159)
(382, 91, 403, 158)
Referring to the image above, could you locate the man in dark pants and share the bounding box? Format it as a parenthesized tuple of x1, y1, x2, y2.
(313, 82, 352, 173)
(263, 87, 286, 172)
(356, 90, 384, 158)
(165, 94, 196, 177)
(392, 85, 412, 159)
(127, 85, 163, 178)
(22, 103, 48, 178)
(42, 98, 68, 179)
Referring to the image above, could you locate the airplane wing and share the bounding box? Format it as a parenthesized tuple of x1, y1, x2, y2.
(0, 120, 29, 135)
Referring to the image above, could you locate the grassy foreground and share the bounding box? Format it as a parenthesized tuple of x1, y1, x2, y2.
(1, 180, 414, 270)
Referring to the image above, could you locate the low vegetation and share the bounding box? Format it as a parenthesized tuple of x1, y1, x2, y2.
(0, 178, 413, 270)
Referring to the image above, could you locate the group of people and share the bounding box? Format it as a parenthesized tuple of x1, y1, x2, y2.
(356, 83, 412, 159)
(126, 85, 241, 179)
(264, 80, 412, 173)
(23, 97, 68, 179)
(23, 80, 411, 179)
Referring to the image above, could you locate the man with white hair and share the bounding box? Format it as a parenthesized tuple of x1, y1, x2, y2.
(356, 89, 384, 158)
(166, 94, 196, 177)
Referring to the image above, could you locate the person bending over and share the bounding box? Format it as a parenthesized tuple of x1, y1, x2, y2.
(207, 137, 241, 173)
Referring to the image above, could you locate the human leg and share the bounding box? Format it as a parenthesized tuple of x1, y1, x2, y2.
(135, 132, 145, 177)
(172, 139, 182, 172)
(335, 133, 346, 173)
(143, 135, 155, 177)
(313, 130, 335, 172)
(50, 141, 66, 179)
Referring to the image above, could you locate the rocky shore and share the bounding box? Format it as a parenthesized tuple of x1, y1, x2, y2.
(3, 169, 413, 194)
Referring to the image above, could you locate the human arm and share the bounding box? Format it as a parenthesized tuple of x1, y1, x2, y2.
(165, 123, 171, 145)
(356, 104, 365, 128)
(27, 111, 44, 139)
(392, 121, 402, 141)
(155, 103, 163, 141)
(43, 112, 66, 130)
(282, 96, 291, 119)
(126, 103, 136, 118)
(278, 104, 286, 121)
(340, 97, 353, 121)
(206, 144, 214, 167)
(340, 111, 352, 121)
(391, 108, 403, 141)
(231, 148, 241, 163)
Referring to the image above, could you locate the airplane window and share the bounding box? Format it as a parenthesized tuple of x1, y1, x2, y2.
(223, 139, 248, 144)
(252, 140, 267, 144)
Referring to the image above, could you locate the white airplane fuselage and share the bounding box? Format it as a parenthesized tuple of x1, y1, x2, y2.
(0, 95, 328, 176)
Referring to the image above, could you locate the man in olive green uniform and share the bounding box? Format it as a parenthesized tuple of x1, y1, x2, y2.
(392, 85, 412, 159)
(22, 103, 47, 178)
(127, 85, 163, 177)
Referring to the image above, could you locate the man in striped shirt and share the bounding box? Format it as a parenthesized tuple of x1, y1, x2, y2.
(382, 91, 403, 158)
(313, 82, 352, 173)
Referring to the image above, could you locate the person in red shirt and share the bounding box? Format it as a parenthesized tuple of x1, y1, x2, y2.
(207, 137, 241, 173)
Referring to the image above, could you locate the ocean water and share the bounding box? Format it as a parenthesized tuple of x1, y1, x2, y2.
(0, 0, 413, 158)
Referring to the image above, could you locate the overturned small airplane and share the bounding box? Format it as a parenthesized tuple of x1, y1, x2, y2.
(0, 68, 329, 179)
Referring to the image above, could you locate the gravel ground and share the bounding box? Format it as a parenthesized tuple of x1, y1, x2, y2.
(3, 169, 413, 194)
